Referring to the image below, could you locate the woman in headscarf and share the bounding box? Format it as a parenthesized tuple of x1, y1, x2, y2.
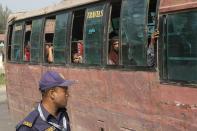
(108, 36, 119, 65)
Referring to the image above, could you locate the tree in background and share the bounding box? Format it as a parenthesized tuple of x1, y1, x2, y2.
(0, 4, 12, 34)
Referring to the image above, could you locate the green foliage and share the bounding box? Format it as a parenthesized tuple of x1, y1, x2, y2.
(0, 73, 5, 85)
(0, 3, 12, 34)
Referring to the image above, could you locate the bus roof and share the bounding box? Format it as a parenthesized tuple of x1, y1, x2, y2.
(8, 0, 101, 23)
(159, 0, 197, 13)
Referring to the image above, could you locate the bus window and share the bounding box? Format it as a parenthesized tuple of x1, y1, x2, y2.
(108, 1, 121, 65)
(163, 11, 197, 82)
(30, 19, 43, 63)
(71, 10, 85, 64)
(121, 0, 148, 66)
(148, 0, 157, 38)
(7, 25, 13, 61)
(84, 5, 104, 64)
(43, 16, 56, 63)
(23, 21, 32, 62)
(53, 13, 69, 64)
(11, 22, 24, 61)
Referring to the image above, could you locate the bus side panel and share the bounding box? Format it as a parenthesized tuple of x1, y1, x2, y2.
(6, 63, 42, 121)
(160, 0, 197, 13)
(6, 64, 197, 130)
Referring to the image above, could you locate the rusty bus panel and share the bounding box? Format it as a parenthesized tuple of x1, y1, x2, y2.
(6, 63, 197, 130)
(160, 0, 197, 13)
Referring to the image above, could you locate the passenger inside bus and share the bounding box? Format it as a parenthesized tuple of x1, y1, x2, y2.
(108, 30, 159, 66)
(24, 41, 30, 61)
(45, 43, 53, 63)
(71, 40, 83, 64)
(44, 16, 55, 63)
(107, 1, 121, 65)
(72, 53, 82, 63)
(44, 34, 54, 63)
(108, 36, 119, 65)
(107, 0, 158, 66)
(23, 21, 32, 62)
(71, 9, 85, 64)
(147, 29, 159, 66)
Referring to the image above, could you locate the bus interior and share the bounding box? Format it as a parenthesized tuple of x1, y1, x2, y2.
(44, 16, 56, 63)
(23, 21, 32, 62)
(71, 9, 85, 64)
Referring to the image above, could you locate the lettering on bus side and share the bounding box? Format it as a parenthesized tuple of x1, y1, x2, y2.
(15, 25, 22, 31)
(87, 10, 104, 19)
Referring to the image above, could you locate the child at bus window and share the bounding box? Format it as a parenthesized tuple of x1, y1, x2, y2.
(24, 41, 30, 61)
(147, 29, 159, 66)
(45, 44, 53, 63)
(108, 36, 119, 65)
(72, 53, 82, 63)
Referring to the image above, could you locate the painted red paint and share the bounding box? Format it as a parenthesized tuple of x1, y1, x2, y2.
(160, 0, 197, 13)
(5, 63, 197, 130)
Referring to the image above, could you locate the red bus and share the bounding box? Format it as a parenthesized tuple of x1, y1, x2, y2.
(5, 0, 197, 130)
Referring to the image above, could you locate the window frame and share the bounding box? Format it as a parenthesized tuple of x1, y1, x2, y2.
(69, 2, 107, 67)
(30, 18, 44, 64)
(9, 22, 25, 62)
(159, 9, 197, 87)
(42, 16, 56, 64)
(22, 20, 33, 63)
(6, 24, 14, 62)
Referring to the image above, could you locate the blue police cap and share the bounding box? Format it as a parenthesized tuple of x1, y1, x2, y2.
(39, 71, 75, 91)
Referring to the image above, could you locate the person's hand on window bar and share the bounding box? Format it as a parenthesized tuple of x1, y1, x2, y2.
(147, 29, 159, 66)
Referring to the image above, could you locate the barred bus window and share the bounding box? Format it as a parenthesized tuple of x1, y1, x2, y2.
(43, 16, 56, 63)
(84, 5, 104, 64)
(164, 11, 197, 82)
(148, 0, 157, 38)
(53, 13, 69, 64)
(11, 22, 24, 61)
(147, 0, 158, 66)
(108, 1, 121, 65)
(23, 21, 32, 62)
(7, 25, 13, 61)
(30, 19, 43, 63)
(71, 9, 85, 64)
(121, 0, 148, 66)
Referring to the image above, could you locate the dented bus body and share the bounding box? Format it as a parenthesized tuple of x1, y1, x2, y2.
(5, 0, 197, 130)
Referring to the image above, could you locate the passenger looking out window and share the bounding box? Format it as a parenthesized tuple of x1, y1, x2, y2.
(45, 44, 53, 63)
(108, 36, 119, 65)
(71, 9, 85, 64)
(71, 41, 83, 64)
(147, 29, 159, 66)
(72, 53, 82, 64)
(23, 21, 32, 62)
(24, 41, 31, 61)
(108, 30, 159, 66)
(43, 16, 55, 63)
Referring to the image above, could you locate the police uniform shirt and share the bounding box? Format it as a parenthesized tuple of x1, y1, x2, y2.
(16, 104, 70, 131)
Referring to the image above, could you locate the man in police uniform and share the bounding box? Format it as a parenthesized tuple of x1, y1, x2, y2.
(16, 71, 75, 131)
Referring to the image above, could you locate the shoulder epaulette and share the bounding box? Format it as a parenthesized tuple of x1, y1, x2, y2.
(16, 109, 39, 130)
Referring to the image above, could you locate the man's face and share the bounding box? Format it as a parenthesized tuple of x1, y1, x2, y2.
(53, 86, 69, 108)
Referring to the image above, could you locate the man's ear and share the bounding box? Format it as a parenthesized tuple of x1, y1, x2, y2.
(49, 89, 55, 100)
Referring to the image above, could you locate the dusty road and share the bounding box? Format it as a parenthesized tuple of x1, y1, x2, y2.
(0, 86, 17, 131)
